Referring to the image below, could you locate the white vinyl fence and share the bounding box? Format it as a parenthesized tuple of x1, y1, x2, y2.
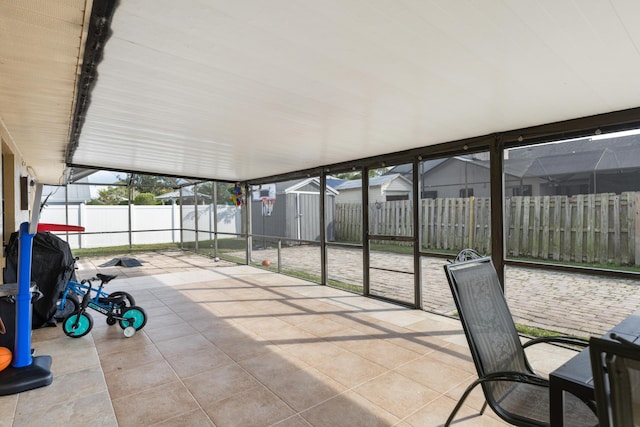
(39, 204, 242, 249)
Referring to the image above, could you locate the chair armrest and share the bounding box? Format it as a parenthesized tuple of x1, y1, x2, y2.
(522, 335, 588, 350)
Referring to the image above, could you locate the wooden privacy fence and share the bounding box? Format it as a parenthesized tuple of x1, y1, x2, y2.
(334, 192, 640, 266)
(334, 198, 492, 253)
(506, 192, 639, 266)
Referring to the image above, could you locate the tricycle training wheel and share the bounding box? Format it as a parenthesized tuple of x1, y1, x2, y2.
(119, 306, 147, 331)
(63, 312, 93, 338)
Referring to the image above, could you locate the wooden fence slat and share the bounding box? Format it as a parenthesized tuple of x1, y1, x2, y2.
(522, 196, 530, 256)
(575, 195, 584, 263)
(552, 196, 562, 261)
(622, 193, 630, 264)
(586, 194, 596, 263)
(513, 197, 522, 257)
(622, 194, 630, 264)
(442, 198, 449, 249)
(562, 197, 572, 262)
(456, 198, 464, 249)
(436, 198, 443, 249)
(600, 193, 609, 263)
(532, 197, 541, 257)
(542, 196, 550, 259)
(429, 199, 435, 248)
(625, 193, 634, 265)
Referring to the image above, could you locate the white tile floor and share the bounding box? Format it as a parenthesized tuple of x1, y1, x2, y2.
(1, 253, 582, 426)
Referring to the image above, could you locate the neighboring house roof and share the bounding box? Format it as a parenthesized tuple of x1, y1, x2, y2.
(523, 150, 602, 178)
(335, 173, 412, 190)
(418, 137, 640, 180)
(276, 177, 338, 194)
(326, 177, 346, 189)
(278, 177, 338, 195)
(386, 159, 447, 178)
(155, 187, 212, 201)
(522, 146, 640, 178)
(42, 183, 92, 204)
(420, 156, 496, 178)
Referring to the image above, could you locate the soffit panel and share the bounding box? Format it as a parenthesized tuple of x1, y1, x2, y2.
(0, 0, 89, 184)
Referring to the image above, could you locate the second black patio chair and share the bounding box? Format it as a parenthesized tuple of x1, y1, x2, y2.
(443, 256, 598, 426)
(590, 333, 640, 427)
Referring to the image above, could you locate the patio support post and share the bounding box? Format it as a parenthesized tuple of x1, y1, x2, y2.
(171, 201, 176, 243)
(194, 183, 199, 252)
(179, 187, 184, 249)
(245, 182, 251, 265)
(362, 168, 370, 296)
(127, 184, 132, 250)
(320, 172, 327, 285)
(490, 137, 505, 288)
(413, 158, 422, 309)
(213, 182, 218, 257)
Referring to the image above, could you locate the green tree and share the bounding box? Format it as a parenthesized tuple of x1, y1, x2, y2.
(333, 168, 389, 180)
(127, 174, 181, 196)
(133, 193, 159, 205)
(197, 181, 239, 205)
(92, 186, 128, 205)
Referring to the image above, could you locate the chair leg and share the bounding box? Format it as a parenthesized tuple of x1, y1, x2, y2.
(445, 380, 483, 427)
(480, 401, 488, 415)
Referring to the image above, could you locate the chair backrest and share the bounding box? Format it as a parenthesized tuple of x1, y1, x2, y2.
(589, 335, 640, 427)
(444, 257, 530, 402)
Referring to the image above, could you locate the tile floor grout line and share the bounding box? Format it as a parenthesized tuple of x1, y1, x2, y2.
(109, 327, 218, 426)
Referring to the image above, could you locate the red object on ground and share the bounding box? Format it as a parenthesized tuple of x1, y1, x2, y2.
(36, 223, 85, 232)
(262, 259, 271, 266)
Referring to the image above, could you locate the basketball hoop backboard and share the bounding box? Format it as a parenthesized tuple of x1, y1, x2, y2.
(252, 183, 276, 201)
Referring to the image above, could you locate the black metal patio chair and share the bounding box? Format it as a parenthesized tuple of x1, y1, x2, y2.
(443, 256, 598, 426)
(590, 334, 640, 427)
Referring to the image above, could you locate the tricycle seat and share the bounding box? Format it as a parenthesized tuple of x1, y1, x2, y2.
(96, 273, 117, 283)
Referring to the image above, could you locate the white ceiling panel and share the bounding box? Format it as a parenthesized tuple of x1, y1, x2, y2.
(4, 0, 640, 183)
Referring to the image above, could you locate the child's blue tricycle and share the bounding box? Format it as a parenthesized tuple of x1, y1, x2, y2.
(55, 272, 147, 338)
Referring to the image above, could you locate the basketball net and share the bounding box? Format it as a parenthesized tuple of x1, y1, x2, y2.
(261, 197, 275, 216)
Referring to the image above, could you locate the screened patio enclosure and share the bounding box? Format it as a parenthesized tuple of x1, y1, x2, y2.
(42, 127, 640, 338)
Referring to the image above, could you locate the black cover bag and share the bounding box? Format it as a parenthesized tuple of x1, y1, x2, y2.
(3, 232, 76, 328)
(0, 296, 16, 351)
